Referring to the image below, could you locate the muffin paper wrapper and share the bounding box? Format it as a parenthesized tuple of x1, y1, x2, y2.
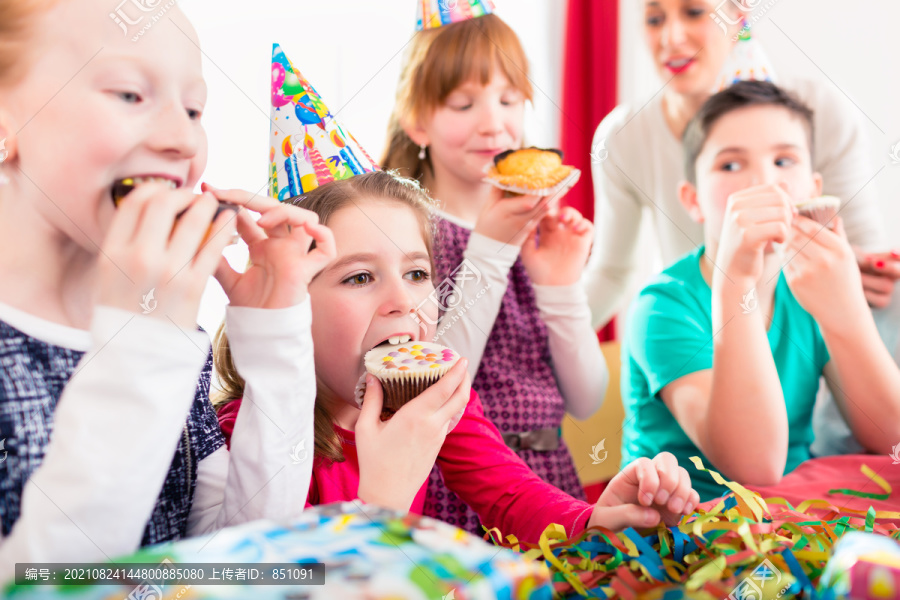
(798, 204, 839, 228)
(482, 168, 581, 198)
(357, 370, 448, 420)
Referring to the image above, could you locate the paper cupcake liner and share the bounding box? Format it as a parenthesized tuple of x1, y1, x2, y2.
(376, 372, 445, 420)
(483, 168, 581, 198)
(357, 369, 452, 420)
(797, 195, 841, 228)
(797, 206, 839, 227)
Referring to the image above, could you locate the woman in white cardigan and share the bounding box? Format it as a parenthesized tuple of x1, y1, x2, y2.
(585, 1, 894, 330)
(586, 0, 899, 457)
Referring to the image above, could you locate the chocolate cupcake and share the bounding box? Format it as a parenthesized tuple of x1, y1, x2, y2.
(363, 341, 461, 420)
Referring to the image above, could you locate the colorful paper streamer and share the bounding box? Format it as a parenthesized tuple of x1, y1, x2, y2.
(487, 458, 900, 599)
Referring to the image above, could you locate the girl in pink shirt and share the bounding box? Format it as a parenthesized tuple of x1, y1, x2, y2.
(216, 170, 699, 543)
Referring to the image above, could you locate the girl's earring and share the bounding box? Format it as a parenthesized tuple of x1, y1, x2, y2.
(418, 144, 427, 160)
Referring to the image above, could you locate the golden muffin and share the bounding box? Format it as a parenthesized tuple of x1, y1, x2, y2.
(485, 147, 575, 191)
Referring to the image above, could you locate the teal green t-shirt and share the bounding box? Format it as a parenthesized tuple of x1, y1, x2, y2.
(621, 246, 831, 501)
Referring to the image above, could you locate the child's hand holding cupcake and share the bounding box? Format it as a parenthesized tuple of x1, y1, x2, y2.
(472, 191, 555, 248)
(714, 183, 795, 288)
(785, 215, 867, 329)
(520, 206, 593, 286)
(356, 358, 470, 512)
(98, 184, 237, 330)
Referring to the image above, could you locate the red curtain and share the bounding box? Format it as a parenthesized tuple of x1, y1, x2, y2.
(559, 0, 619, 340)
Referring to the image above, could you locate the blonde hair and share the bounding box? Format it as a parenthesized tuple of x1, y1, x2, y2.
(380, 14, 534, 181)
(213, 170, 437, 464)
(0, 0, 58, 88)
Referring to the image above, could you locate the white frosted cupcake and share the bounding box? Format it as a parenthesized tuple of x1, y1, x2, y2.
(363, 339, 461, 420)
(796, 195, 840, 228)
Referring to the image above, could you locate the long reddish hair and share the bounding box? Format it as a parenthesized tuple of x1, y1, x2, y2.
(0, 0, 57, 87)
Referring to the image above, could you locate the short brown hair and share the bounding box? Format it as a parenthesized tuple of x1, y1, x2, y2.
(380, 14, 533, 181)
(682, 80, 815, 185)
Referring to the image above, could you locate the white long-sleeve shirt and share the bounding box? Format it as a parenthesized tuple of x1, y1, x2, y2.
(586, 77, 886, 329)
(434, 211, 608, 420)
(0, 300, 315, 583)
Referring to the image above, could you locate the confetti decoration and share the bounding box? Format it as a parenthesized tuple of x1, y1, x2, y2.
(487, 458, 900, 599)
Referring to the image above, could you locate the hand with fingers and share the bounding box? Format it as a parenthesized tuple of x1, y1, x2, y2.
(520, 206, 594, 286)
(853, 247, 900, 308)
(714, 183, 795, 288)
(97, 183, 238, 330)
(588, 453, 700, 530)
(472, 189, 560, 249)
(201, 184, 336, 309)
(355, 359, 471, 511)
(785, 216, 867, 329)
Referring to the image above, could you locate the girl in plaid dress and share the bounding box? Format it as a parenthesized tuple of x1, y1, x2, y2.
(381, 11, 608, 535)
(0, 0, 332, 581)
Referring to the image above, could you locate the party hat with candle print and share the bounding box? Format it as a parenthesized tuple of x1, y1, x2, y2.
(269, 43, 378, 201)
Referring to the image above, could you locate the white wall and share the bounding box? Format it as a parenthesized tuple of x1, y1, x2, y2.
(177, 0, 566, 334)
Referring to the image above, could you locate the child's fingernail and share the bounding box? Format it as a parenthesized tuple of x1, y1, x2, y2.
(641, 492, 653, 505)
(365, 374, 375, 385)
(684, 502, 694, 514)
(892, 250, 900, 259)
(656, 490, 669, 505)
(669, 497, 684, 513)
(876, 260, 886, 269)
(643, 509, 657, 525)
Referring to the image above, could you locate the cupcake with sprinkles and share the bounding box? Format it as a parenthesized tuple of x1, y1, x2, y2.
(363, 335, 461, 420)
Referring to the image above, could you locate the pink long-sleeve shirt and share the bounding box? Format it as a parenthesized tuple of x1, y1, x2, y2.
(218, 390, 593, 544)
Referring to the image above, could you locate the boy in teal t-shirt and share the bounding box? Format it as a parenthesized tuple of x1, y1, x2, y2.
(623, 246, 830, 500)
(622, 81, 900, 501)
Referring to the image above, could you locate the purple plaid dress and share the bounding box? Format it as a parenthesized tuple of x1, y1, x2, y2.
(424, 217, 586, 535)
